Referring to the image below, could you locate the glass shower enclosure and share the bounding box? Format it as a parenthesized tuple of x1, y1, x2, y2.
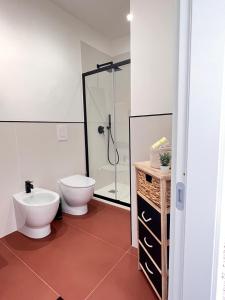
(82, 60, 130, 206)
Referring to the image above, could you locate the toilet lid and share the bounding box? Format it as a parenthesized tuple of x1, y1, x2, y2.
(60, 175, 96, 188)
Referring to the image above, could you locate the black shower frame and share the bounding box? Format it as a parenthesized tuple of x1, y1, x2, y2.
(82, 59, 131, 208)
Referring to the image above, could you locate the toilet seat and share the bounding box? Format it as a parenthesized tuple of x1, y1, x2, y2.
(60, 175, 96, 188)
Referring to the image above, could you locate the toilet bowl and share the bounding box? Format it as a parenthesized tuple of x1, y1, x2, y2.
(58, 175, 95, 215)
(13, 188, 59, 239)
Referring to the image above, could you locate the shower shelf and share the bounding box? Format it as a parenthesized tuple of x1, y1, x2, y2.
(99, 164, 129, 172)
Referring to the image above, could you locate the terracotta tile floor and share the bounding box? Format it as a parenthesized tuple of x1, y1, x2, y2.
(0, 200, 157, 300)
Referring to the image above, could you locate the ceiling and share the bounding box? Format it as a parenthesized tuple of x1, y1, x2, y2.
(50, 0, 130, 39)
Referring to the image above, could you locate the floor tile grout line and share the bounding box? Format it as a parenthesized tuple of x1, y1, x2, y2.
(126, 246, 138, 258)
(63, 218, 130, 252)
(0, 201, 131, 299)
(84, 249, 130, 300)
(127, 251, 138, 258)
(91, 200, 130, 212)
(91, 203, 130, 217)
(0, 240, 60, 298)
(62, 200, 131, 251)
(83, 201, 130, 220)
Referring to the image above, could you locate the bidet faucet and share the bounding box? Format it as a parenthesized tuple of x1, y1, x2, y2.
(25, 180, 34, 193)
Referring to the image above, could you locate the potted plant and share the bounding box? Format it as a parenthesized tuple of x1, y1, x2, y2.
(159, 152, 171, 173)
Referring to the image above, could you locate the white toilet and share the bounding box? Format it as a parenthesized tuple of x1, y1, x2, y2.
(58, 175, 96, 215)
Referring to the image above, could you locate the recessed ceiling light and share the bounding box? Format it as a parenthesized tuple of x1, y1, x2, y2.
(126, 13, 133, 22)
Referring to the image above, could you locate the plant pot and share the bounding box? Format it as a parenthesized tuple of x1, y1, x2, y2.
(160, 165, 170, 173)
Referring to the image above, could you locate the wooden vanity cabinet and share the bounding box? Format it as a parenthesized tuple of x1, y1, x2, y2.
(135, 161, 171, 300)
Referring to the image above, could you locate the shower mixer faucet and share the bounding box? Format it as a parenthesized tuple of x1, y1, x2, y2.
(98, 126, 105, 134)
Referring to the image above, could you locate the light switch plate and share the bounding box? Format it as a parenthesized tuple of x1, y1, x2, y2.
(57, 124, 68, 141)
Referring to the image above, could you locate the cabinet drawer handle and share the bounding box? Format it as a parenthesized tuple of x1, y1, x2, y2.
(145, 262, 154, 275)
(141, 211, 152, 223)
(144, 237, 153, 248)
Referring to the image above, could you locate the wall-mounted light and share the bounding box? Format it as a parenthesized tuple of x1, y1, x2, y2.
(126, 13, 133, 22)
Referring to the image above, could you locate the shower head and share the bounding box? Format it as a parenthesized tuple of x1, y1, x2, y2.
(96, 62, 122, 73)
(106, 66, 122, 73)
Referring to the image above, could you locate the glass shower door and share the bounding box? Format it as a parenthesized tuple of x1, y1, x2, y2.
(114, 63, 130, 204)
(85, 68, 117, 201)
(84, 61, 130, 205)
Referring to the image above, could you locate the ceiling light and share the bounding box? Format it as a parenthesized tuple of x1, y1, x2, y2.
(126, 13, 133, 22)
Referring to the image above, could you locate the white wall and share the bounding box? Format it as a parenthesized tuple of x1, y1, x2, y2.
(111, 36, 130, 57)
(81, 42, 112, 73)
(130, 115, 172, 247)
(0, 0, 112, 122)
(0, 122, 85, 237)
(81, 41, 130, 73)
(0, 0, 118, 237)
(0, 0, 131, 237)
(130, 0, 178, 246)
(130, 0, 178, 116)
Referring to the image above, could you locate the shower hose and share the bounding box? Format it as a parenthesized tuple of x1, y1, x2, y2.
(107, 127, 120, 166)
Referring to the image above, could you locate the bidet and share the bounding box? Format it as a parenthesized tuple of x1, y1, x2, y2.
(13, 188, 59, 239)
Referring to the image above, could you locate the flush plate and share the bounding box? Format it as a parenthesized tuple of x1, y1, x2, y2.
(57, 125, 68, 141)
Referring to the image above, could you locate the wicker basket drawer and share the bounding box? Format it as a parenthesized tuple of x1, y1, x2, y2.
(137, 169, 170, 208)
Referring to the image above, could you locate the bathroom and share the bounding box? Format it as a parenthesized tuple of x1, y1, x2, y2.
(0, 1, 225, 300)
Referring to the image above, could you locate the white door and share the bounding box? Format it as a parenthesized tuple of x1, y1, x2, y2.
(168, 0, 191, 299)
(169, 0, 225, 299)
(213, 67, 225, 300)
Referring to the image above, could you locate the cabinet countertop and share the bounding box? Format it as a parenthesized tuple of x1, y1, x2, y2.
(134, 161, 171, 180)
